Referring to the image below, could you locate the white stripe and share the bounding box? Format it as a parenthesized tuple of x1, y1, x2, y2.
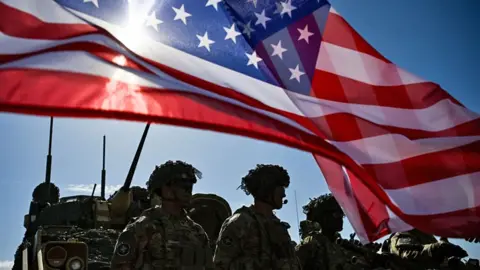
(0, 32, 117, 55)
(385, 171, 480, 215)
(317, 42, 427, 86)
(2, 0, 87, 24)
(0, 50, 316, 135)
(386, 207, 413, 233)
(292, 92, 479, 132)
(329, 134, 480, 165)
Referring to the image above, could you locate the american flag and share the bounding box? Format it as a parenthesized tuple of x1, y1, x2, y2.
(1, 0, 479, 242)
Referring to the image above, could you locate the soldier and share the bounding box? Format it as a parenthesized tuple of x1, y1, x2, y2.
(213, 164, 300, 269)
(388, 228, 469, 269)
(295, 193, 389, 270)
(110, 160, 214, 270)
(188, 193, 232, 251)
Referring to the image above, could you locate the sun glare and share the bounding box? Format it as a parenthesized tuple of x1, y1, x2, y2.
(118, 0, 160, 48)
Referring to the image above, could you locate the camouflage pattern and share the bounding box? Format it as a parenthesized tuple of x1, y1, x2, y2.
(213, 205, 300, 270)
(296, 231, 388, 270)
(111, 205, 213, 270)
(388, 229, 469, 269)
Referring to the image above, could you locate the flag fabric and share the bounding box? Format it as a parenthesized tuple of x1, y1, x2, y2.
(1, 0, 479, 242)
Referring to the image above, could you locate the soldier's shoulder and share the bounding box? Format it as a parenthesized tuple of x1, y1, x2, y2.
(187, 216, 208, 235)
(223, 206, 255, 227)
(123, 208, 159, 233)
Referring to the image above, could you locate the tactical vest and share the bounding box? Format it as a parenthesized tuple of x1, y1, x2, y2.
(143, 209, 212, 270)
(236, 206, 300, 270)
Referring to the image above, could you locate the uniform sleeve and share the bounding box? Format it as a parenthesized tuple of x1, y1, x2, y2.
(110, 216, 150, 270)
(213, 213, 252, 270)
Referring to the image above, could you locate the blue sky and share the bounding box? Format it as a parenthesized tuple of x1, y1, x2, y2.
(0, 0, 479, 267)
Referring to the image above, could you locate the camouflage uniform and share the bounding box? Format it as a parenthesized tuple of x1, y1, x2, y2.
(188, 193, 232, 251)
(215, 206, 300, 269)
(213, 164, 300, 270)
(111, 160, 214, 270)
(295, 194, 386, 270)
(388, 229, 468, 269)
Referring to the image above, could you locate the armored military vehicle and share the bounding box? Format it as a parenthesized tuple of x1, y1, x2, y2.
(12, 119, 152, 270)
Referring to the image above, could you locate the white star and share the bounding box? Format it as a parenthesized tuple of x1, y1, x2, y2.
(246, 0, 257, 8)
(280, 0, 297, 18)
(197, 32, 215, 52)
(83, 0, 99, 8)
(254, 9, 271, 29)
(298, 24, 314, 43)
(145, 11, 162, 32)
(172, 4, 192, 25)
(241, 21, 255, 38)
(289, 64, 305, 82)
(224, 24, 241, 43)
(270, 40, 288, 59)
(245, 51, 263, 69)
(205, 0, 222, 11)
(273, 2, 283, 15)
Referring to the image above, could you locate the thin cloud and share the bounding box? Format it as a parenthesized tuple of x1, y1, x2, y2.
(65, 184, 122, 197)
(0, 260, 13, 270)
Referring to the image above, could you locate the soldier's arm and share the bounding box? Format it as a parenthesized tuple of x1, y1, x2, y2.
(110, 217, 150, 270)
(213, 213, 252, 270)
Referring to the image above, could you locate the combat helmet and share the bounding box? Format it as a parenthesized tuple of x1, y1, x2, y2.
(188, 193, 232, 246)
(239, 164, 290, 199)
(189, 193, 232, 223)
(32, 182, 60, 205)
(146, 160, 202, 196)
(302, 193, 344, 222)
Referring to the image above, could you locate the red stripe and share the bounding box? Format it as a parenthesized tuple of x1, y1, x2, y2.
(364, 141, 480, 189)
(406, 205, 480, 238)
(311, 69, 462, 109)
(0, 2, 98, 40)
(311, 113, 480, 142)
(323, 12, 389, 62)
(0, 68, 347, 161)
(346, 168, 391, 241)
(314, 154, 391, 242)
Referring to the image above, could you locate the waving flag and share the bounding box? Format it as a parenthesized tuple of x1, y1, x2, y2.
(1, 0, 479, 242)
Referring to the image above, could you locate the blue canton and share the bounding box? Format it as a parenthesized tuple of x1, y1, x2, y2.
(56, 0, 330, 95)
